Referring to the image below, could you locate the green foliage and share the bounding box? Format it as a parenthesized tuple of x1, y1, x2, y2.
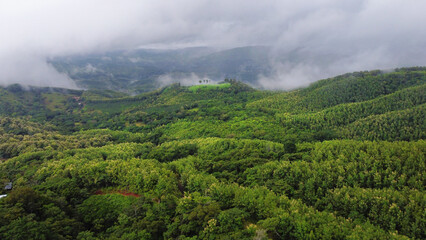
(341, 104, 425, 141)
(188, 83, 231, 92)
(78, 194, 139, 232)
(0, 68, 425, 239)
(317, 187, 426, 239)
(250, 68, 426, 113)
(0, 187, 83, 239)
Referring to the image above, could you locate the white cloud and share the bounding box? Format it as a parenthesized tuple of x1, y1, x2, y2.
(0, 0, 425, 89)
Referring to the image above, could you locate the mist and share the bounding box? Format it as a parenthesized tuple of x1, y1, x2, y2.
(1, 0, 426, 89)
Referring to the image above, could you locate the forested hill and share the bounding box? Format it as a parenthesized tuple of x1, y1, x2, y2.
(0, 67, 425, 239)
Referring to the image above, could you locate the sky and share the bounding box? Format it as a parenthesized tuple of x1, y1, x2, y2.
(1, 0, 426, 89)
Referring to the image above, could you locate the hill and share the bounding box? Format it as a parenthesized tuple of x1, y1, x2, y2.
(0, 68, 425, 239)
(49, 46, 272, 93)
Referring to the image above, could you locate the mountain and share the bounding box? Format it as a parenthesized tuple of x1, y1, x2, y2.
(0, 67, 425, 239)
(50, 46, 272, 93)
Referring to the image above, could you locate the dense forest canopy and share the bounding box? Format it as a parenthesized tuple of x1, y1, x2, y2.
(0, 67, 425, 239)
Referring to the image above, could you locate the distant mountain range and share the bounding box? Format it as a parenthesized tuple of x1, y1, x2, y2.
(50, 46, 273, 94)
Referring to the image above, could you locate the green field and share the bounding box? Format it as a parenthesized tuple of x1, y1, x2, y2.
(188, 83, 231, 92)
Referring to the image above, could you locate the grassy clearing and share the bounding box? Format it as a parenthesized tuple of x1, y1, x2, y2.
(42, 93, 69, 111)
(188, 83, 231, 92)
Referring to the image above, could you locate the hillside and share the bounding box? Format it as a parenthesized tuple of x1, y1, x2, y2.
(49, 46, 272, 93)
(0, 68, 425, 239)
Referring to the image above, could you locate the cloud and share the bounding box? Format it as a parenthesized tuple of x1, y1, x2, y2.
(0, 53, 78, 88)
(1, 0, 425, 89)
(259, 0, 426, 89)
(257, 62, 323, 90)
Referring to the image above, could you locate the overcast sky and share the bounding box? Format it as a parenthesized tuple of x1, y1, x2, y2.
(1, 0, 426, 89)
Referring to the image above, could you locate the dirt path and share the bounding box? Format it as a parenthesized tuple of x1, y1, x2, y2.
(94, 190, 140, 197)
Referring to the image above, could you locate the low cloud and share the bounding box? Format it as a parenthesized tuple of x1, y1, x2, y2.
(258, 62, 323, 90)
(1, 0, 426, 89)
(257, 0, 426, 89)
(258, 47, 397, 90)
(0, 53, 77, 88)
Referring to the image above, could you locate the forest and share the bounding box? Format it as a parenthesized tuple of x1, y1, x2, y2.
(0, 67, 425, 239)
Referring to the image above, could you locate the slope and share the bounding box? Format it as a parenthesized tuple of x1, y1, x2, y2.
(0, 68, 425, 239)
